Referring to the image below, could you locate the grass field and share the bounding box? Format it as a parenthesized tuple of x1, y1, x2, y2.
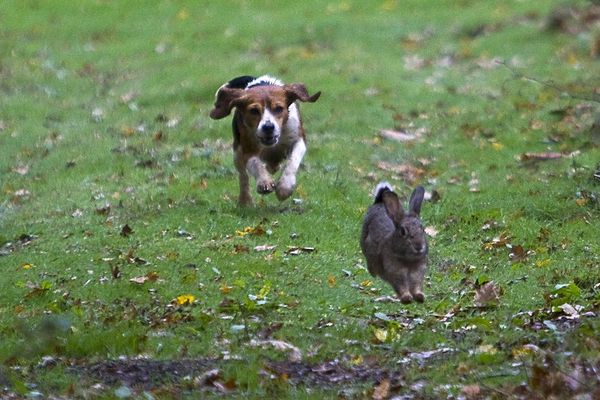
(1, 0, 600, 398)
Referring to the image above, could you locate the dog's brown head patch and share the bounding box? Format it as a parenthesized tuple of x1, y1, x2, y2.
(209, 83, 321, 121)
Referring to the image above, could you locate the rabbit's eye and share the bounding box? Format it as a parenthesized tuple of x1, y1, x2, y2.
(399, 227, 407, 236)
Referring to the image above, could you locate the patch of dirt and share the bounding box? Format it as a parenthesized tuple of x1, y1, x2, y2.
(265, 359, 403, 386)
(73, 358, 218, 389)
(72, 357, 403, 390)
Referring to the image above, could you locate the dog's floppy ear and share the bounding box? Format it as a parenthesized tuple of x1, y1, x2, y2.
(284, 83, 321, 106)
(209, 86, 244, 120)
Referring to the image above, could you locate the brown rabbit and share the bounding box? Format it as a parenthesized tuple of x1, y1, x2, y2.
(360, 182, 428, 303)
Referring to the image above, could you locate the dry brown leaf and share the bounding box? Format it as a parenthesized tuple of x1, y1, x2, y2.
(120, 224, 133, 237)
(372, 379, 391, 400)
(376, 161, 425, 184)
(461, 384, 481, 399)
(474, 281, 502, 307)
(520, 152, 563, 162)
(509, 244, 528, 262)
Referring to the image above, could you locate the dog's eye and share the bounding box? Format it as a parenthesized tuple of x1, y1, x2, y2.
(273, 106, 285, 114)
(249, 107, 261, 116)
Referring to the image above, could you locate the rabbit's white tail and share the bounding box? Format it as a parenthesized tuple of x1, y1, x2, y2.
(373, 181, 393, 203)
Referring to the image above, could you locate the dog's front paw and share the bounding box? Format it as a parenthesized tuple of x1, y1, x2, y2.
(276, 175, 296, 201)
(256, 180, 275, 194)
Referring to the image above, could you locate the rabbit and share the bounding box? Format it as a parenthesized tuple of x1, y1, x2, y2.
(360, 182, 428, 303)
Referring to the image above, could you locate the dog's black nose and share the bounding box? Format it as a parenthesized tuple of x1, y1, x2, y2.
(262, 122, 275, 133)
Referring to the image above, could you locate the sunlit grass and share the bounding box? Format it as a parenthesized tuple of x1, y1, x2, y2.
(1, 0, 599, 397)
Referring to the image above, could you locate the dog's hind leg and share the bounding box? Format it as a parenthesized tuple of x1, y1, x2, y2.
(235, 152, 253, 206)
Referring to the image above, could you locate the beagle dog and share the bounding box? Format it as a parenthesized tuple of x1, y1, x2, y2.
(210, 75, 321, 206)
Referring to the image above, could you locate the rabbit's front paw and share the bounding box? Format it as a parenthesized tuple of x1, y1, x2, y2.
(413, 292, 425, 303)
(399, 293, 413, 304)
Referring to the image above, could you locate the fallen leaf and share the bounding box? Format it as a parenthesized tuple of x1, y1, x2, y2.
(376, 161, 425, 184)
(129, 272, 158, 285)
(254, 244, 276, 252)
(461, 384, 481, 399)
(95, 204, 111, 216)
(379, 129, 417, 142)
(120, 224, 133, 237)
(520, 152, 563, 162)
(424, 226, 438, 237)
(12, 165, 29, 175)
(176, 294, 196, 305)
(327, 274, 336, 288)
(249, 339, 302, 362)
(233, 244, 249, 254)
(373, 329, 388, 343)
(482, 232, 511, 250)
(372, 379, 391, 400)
(474, 281, 502, 307)
(559, 303, 579, 317)
(235, 225, 265, 237)
(220, 284, 232, 294)
(509, 244, 528, 262)
(285, 246, 315, 255)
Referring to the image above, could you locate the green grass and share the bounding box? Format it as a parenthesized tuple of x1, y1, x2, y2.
(1, 0, 600, 398)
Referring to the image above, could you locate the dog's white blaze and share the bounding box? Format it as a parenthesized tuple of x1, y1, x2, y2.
(286, 104, 300, 137)
(258, 108, 281, 138)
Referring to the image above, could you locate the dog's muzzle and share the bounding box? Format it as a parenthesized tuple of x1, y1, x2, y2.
(259, 122, 279, 146)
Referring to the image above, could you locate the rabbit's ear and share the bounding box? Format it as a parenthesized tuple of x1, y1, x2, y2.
(408, 186, 425, 216)
(382, 191, 405, 225)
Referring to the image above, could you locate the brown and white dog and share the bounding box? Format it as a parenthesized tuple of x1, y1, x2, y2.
(209, 75, 321, 206)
